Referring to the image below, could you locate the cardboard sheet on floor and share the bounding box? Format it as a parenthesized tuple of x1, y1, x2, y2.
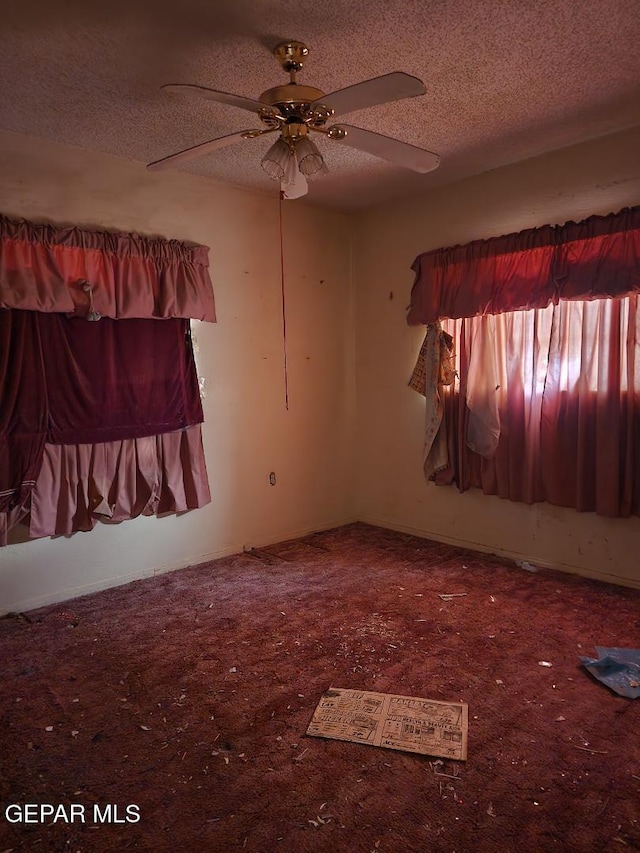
(306, 687, 468, 760)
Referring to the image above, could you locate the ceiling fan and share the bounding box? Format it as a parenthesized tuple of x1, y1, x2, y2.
(147, 41, 440, 199)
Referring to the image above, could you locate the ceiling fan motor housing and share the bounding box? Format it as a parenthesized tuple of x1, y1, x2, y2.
(259, 84, 325, 109)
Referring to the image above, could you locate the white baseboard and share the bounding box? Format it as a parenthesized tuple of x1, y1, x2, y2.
(358, 515, 640, 591)
(6, 510, 637, 615)
(2, 515, 357, 615)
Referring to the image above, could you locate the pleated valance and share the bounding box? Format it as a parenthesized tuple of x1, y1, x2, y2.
(0, 214, 216, 321)
(407, 206, 640, 325)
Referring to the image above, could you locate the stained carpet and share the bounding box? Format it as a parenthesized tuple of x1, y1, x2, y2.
(1, 523, 639, 852)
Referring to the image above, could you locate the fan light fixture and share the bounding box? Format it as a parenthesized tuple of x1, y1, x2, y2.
(295, 136, 326, 177)
(261, 131, 326, 197)
(261, 138, 290, 179)
(281, 151, 308, 199)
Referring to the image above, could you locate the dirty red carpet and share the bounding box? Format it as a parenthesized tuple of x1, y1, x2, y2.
(1, 522, 639, 852)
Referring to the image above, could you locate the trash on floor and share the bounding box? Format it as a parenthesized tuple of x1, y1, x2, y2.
(306, 686, 468, 760)
(429, 758, 461, 778)
(515, 560, 538, 573)
(438, 593, 468, 601)
(580, 647, 640, 699)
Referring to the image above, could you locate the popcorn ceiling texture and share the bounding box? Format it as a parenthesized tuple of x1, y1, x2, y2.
(1, 0, 639, 210)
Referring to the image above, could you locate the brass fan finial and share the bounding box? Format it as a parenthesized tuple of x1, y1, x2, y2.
(274, 41, 309, 76)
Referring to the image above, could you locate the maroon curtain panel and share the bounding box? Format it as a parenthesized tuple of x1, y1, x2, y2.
(0, 311, 48, 512)
(0, 310, 203, 512)
(39, 313, 203, 444)
(440, 380, 640, 518)
(407, 206, 640, 325)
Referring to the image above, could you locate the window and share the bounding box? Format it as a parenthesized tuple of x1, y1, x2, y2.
(430, 294, 640, 516)
(408, 206, 640, 518)
(0, 214, 215, 544)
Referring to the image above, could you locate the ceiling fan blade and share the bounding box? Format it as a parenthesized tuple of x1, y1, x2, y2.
(147, 130, 255, 171)
(162, 84, 278, 116)
(330, 124, 440, 173)
(312, 72, 425, 116)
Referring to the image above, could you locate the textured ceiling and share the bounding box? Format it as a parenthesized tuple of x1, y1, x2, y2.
(1, 0, 640, 211)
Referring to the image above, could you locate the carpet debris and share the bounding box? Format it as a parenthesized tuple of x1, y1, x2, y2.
(2, 523, 638, 851)
(516, 560, 538, 573)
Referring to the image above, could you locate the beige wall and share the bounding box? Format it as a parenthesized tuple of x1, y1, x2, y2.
(2, 125, 639, 611)
(355, 125, 640, 589)
(0, 131, 356, 612)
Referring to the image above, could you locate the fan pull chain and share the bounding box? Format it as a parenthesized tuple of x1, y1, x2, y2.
(279, 190, 290, 410)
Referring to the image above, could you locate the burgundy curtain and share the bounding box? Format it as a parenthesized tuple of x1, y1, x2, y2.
(1, 310, 203, 512)
(435, 297, 640, 517)
(37, 313, 203, 445)
(0, 311, 47, 513)
(407, 206, 640, 325)
(1, 214, 215, 545)
(410, 206, 640, 518)
(29, 425, 211, 538)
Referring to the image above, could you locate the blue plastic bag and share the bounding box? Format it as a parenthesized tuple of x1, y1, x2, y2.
(580, 647, 640, 699)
